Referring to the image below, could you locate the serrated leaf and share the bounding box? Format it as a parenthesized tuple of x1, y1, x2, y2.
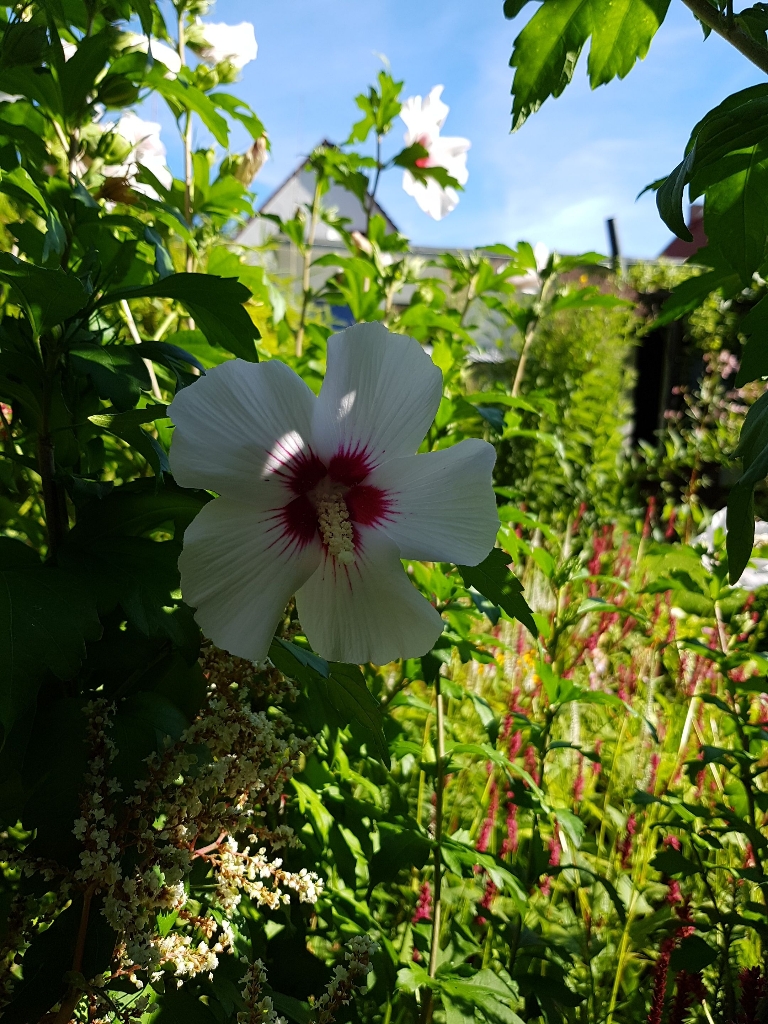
(457, 549, 537, 636)
(0, 253, 88, 337)
(587, 0, 670, 86)
(99, 273, 260, 362)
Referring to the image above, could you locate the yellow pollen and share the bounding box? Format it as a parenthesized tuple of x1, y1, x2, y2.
(316, 493, 355, 563)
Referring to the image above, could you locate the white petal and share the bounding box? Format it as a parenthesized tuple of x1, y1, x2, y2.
(296, 530, 444, 664)
(533, 242, 550, 272)
(179, 497, 320, 661)
(400, 86, 449, 143)
(368, 439, 499, 564)
(402, 171, 458, 220)
(199, 20, 258, 68)
(169, 359, 317, 500)
(312, 322, 442, 466)
(429, 135, 470, 186)
(738, 561, 768, 590)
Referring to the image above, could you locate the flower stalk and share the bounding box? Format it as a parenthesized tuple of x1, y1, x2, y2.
(421, 675, 445, 1024)
(295, 173, 323, 358)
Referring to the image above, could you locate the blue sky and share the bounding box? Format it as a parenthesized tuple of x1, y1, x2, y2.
(152, 1, 762, 258)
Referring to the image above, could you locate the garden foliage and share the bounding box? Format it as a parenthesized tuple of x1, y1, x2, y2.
(1, 1, 768, 1023)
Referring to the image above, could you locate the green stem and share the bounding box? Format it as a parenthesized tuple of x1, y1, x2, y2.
(679, 0, 768, 72)
(366, 133, 382, 235)
(421, 676, 445, 1024)
(37, 356, 68, 559)
(295, 174, 322, 358)
(178, 9, 195, 274)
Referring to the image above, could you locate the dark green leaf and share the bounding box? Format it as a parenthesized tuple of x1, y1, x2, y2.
(327, 662, 389, 763)
(656, 145, 696, 241)
(99, 273, 260, 362)
(669, 935, 719, 972)
(457, 550, 537, 636)
(0, 253, 88, 337)
(70, 344, 150, 411)
(369, 824, 432, 888)
(0, 539, 101, 738)
(651, 848, 701, 877)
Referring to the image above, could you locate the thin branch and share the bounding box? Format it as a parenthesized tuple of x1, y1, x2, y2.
(177, 9, 195, 273)
(295, 176, 322, 358)
(421, 677, 446, 1024)
(679, 0, 768, 74)
(119, 300, 163, 400)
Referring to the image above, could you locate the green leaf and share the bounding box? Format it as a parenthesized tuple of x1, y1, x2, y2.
(270, 637, 330, 682)
(369, 823, 432, 888)
(457, 549, 537, 636)
(669, 935, 719, 973)
(587, 0, 670, 87)
(210, 91, 265, 141)
(327, 662, 389, 763)
(736, 295, 768, 385)
(728, 389, 768, 581)
(504, 0, 533, 16)
(62, 535, 185, 641)
(70, 344, 151, 412)
(655, 266, 738, 326)
(99, 273, 260, 362)
(111, 691, 189, 794)
(0, 539, 101, 739)
(0, 165, 48, 212)
(510, 0, 591, 131)
(271, 640, 388, 763)
(70, 478, 210, 539)
(151, 70, 229, 147)
(656, 145, 697, 241)
(651, 848, 701, 877)
(59, 482, 209, 642)
(704, 141, 768, 285)
(0, 253, 89, 337)
(90, 404, 170, 476)
(60, 28, 115, 122)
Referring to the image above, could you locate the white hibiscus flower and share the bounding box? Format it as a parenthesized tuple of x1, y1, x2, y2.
(125, 34, 182, 75)
(168, 322, 500, 665)
(198, 20, 257, 69)
(400, 85, 470, 221)
(698, 507, 768, 591)
(106, 111, 172, 195)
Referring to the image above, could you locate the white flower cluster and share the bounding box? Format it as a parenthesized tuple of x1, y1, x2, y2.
(313, 935, 379, 1024)
(214, 836, 323, 913)
(237, 957, 287, 1024)
(3, 649, 322, 1015)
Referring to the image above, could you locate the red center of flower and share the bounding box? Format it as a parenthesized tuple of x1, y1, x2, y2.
(276, 447, 393, 556)
(414, 133, 432, 169)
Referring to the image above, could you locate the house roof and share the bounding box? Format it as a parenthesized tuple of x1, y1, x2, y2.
(659, 204, 707, 260)
(236, 141, 398, 249)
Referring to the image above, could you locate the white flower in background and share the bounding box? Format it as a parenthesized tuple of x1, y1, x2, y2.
(400, 85, 469, 221)
(169, 322, 499, 665)
(105, 111, 172, 196)
(509, 242, 550, 295)
(198, 20, 257, 69)
(698, 507, 768, 590)
(126, 34, 182, 75)
(62, 40, 77, 60)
